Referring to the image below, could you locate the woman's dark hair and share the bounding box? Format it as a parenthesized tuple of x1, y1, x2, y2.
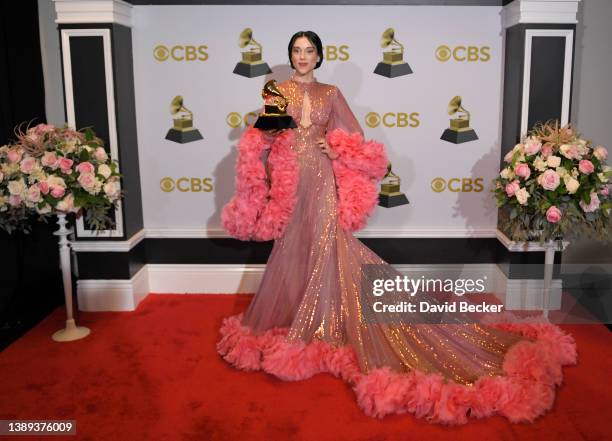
(288, 31, 323, 70)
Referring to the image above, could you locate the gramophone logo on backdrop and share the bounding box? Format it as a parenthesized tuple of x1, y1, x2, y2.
(373, 28, 413, 78)
(378, 163, 409, 208)
(233, 28, 272, 78)
(165, 96, 203, 144)
(440, 96, 478, 144)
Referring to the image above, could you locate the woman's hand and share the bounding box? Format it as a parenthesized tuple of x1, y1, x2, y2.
(317, 138, 339, 159)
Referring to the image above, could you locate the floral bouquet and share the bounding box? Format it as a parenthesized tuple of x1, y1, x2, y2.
(494, 121, 612, 243)
(0, 123, 122, 233)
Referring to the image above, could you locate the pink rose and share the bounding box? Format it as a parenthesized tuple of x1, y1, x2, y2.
(579, 192, 601, 213)
(38, 181, 50, 194)
(524, 137, 542, 155)
(76, 161, 95, 174)
(539, 169, 561, 191)
(515, 163, 531, 179)
(600, 186, 610, 197)
(559, 144, 581, 160)
(50, 186, 65, 199)
(59, 157, 74, 173)
(93, 147, 108, 162)
(33, 123, 55, 135)
(77, 172, 96, 190)
(546, 206, 562, 223)
(7, 149, 23, 163)
(594, 146, 608, 161)
(503, 150, 514, 163)
(541, 142, 554, 158)
(505, 180, 520, 197)
(26, 185, 42, 203)
(41, 152, 59, 168)
(19, 156, 37, 174)
(8, 195, 22, 207)
(578, 159, 595, 175)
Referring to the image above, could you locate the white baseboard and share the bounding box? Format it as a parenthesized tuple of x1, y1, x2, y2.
(77, 265, 149, 311)
(76, 263, 563, 312)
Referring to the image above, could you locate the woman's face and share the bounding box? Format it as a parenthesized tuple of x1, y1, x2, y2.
(291, 36, 320, 76)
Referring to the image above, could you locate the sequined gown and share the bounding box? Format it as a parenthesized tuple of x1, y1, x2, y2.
(242, 78, 524, 385)
(219, 78, 576, 423)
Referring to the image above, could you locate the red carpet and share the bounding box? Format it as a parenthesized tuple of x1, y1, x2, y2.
(0, 294, 610, 441)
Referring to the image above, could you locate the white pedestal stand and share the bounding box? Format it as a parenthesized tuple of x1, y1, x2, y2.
(52, 214, 90, 342)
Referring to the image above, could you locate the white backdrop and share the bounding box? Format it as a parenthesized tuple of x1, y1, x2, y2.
(132, 5, 505, 237)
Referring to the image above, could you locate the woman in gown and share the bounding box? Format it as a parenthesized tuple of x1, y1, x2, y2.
(218, 31, 577, 424)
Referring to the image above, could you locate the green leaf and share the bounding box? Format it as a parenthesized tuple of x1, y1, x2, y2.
(84, 128, 94, 141)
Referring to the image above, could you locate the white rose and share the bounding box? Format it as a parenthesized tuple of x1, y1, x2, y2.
(515, 187, 530, 205)
(564, 176, 580, 194)
(556, 167, 568, 178)
(500, 167, 514, 179)
(8, 179, 26, 196)
(103, 180, 121, 200)
(36, 204, 52, 214)
(534, 156, 547, 172)
(47, 175, 66, 188)
(97, 164, 111, 179)
(547, 156, 561, 168)
(599, 172, 609, 183)
(571, 167, 579, 178)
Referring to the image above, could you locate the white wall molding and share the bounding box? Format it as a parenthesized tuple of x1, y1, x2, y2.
(77, 265, 149, 311)
(520, 28, 574, 136)
(54, 0, 133, 27)
(71, 228, 145, 252)
(60, 27, 124, 238)
(502, 0, 581, 29)
(496, 229, 570, 251)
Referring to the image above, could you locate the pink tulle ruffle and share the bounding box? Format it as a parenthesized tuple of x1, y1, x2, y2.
(221, 128, 298, 241)
(326, 129, 388, 232)
(217, 314, 577, 425)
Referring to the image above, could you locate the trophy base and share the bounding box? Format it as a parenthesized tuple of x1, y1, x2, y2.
(233, 61, 272, 78)
(440, 128, 478, 144)
(254, 115, 297, 130)
(378, 192, 409, 208)
(165, 128, 204, 144)
(373, 62, 413, 78)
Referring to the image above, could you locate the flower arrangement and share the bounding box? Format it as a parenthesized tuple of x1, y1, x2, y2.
(494, 121, 612, 243)
(0, 123, 122, 233)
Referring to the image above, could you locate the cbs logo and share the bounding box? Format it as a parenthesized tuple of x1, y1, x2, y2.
(324, 45, 350, 61)
(365, 112, 420, 128)
(431, 177, 485, 193)
(226, 112, 258, 128)
(435, 45, 491, 62)
(160, 177, 214, 192)
(153, 44, 209, 62)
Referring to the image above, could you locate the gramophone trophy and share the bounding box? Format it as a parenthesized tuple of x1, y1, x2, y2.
(254, 80, 297, 130)
(440, 96, 478, 144)
(373, 28, 413, 78)
(233, 28, 272, 78)
(378, 163, 409, 208)
(165, 96, 203, 144)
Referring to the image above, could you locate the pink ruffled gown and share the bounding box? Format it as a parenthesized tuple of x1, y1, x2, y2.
(218, 78, 577, 424)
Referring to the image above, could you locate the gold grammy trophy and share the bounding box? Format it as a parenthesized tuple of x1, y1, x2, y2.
(254, 80, 297, 130)
(233, 28, 272, 78)
(373, 28, 413, 78)
(165, 96, 203, 144)
(378, 163, 409, 208)
(440, 96, 478, 144)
